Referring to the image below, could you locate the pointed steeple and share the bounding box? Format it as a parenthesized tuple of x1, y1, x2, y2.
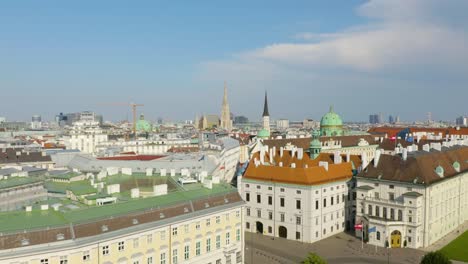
(262, 91, 270, 117)
(223, 81, 228, 105)
(220, 81, 232, 131)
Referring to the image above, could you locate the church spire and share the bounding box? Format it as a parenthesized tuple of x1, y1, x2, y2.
(262, 91, 270, 117)
(223, 81, 228, 105)
(220, 81, 232, 131)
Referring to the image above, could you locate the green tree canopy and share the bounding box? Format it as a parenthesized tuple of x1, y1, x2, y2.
(421, 251, 452, 264)
(302, 252, 327, 264)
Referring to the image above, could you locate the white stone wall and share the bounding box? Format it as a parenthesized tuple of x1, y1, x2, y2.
(356, 171, 468, 249)
(241, 179, 350, 243)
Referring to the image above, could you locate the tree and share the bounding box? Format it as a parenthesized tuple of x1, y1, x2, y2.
(302, 252, 327, 264)
(420, 251, 452, 264)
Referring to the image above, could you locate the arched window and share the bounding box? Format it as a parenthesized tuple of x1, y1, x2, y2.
(377, 231, 381, 240)
(368, 205, 373, 215)
(398, 210, 403, 221)
(390, 208, 395, 220)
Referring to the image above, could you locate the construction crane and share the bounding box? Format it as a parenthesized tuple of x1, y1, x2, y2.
(97, 102, 144, 136)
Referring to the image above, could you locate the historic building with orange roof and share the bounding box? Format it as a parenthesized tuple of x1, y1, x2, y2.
(238, 130, 363, 243)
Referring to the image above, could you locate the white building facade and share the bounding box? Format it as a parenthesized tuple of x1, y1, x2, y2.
(355, 145, 468, 249)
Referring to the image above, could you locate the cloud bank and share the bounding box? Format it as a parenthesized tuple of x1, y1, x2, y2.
(197, 0, 468, 121)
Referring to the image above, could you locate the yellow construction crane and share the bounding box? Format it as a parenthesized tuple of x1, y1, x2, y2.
(97, 102, 144, 136)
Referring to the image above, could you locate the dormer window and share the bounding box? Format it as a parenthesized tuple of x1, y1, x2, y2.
(453, 161, 461, 173)
(435, 166, 444, 177)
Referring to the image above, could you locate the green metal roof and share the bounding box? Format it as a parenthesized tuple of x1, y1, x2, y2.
(0, 183, 236, 233)
(66, 181, 97, 195)
(51, 172, 82, 180)
(257, 129, 270, 138)
(320, 106, 343, 127)
(0, 177, 41, 190)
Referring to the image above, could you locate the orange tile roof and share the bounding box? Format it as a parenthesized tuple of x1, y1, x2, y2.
(244, 151, 354, 186)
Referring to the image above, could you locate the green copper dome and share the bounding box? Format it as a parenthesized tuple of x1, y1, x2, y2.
(320, 106, 343, 127)
(320, 106, 344, 136)
(257, 129, 270, 139)
(309, 129, 321, 159)
(136, 114, 152, 132)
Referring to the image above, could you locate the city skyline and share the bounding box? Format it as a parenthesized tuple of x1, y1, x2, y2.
(1, 0, 467, 121)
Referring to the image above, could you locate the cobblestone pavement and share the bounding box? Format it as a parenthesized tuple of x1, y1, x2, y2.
(245, 232, 426, 264)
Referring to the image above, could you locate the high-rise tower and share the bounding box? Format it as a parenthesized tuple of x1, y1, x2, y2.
(220, 81, 232, 131)
(262, 91, 270, 133)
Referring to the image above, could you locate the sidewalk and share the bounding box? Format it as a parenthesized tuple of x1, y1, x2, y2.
(423, 221, 468, 252)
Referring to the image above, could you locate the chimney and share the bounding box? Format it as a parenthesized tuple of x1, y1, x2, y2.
(297, 148, 303, 160)
(280, 147, 284, 157)
(362, 153, 368, 168)
(433, 143, 441, 151)
(260, 149, 265, 164)
(279, 162, 283, 167)
(402, 148, 408, 161)
(374, 149, 381, 167)
(318, 161, 329, 171)
(291, 163, 296, 168)
(269, 149, 273, 164)
(291, 147, 296, 159)
(423, 144, 430, 152)
(272, 146, 276, 157)
(346, 153, 351, 162)
(334, 151, 342, 164)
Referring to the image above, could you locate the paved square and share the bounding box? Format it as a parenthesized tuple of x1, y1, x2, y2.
(245, 232, 426, 264)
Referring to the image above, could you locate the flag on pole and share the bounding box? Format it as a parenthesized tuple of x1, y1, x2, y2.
(354, 224, 363, 230)
(368, 226, 377, 233)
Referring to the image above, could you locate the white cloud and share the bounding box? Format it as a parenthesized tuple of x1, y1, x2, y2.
(197, 0, 468, 120)
(202, 0, 468, 72)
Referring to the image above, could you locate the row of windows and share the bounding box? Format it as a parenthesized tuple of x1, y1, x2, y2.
(39, 230, 241, 264)
(366, 205, 405, 221)
(245, 184, 345, 193)
(171, 211, 240, 236)
(247, 193, 346, 210)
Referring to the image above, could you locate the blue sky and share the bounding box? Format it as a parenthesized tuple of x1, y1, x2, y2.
(1, 0, 467, 123)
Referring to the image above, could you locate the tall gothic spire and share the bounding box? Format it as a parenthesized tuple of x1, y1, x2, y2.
(223, 81, 228, 105)
(262, 91, 270, 117)
(220, 81, 232, 131)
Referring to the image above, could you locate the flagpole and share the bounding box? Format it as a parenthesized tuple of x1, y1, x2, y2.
(361, 229, 364, 249)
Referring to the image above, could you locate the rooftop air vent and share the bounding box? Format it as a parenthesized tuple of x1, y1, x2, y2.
(20, 239, 30, 246)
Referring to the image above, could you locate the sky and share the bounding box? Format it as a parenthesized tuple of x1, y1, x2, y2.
(1, 0, 467, 123)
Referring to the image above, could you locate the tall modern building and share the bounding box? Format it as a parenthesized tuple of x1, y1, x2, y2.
(220, 82, 232, 131)
(456, 116, 467, 127)
(31, 114, 42, 130)
(369, 114, 383, 124)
